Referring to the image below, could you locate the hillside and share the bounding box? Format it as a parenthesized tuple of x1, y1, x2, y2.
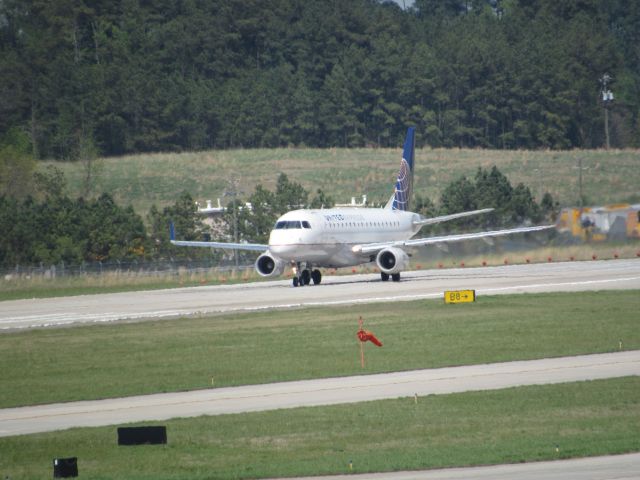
(43, 148, 640, 215)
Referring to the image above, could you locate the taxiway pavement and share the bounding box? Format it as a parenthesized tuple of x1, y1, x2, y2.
(1, 350, 638, 437)
(269, 452, 640, 480)
(2, 259, 639, 330)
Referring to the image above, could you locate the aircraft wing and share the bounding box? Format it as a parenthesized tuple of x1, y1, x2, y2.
(170, 239, 268, 251)
(413, 208, 494, 227)
(354, 224, 555, 255)
(169, 222, 268, 252)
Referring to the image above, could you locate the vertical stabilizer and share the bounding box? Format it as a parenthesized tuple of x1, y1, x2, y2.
(388, 127, 415, 211)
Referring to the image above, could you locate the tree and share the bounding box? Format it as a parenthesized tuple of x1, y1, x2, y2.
(0, 195, 22, 266)
(309, 189, 335, 209)
(33, 165, 67, 200)
(0, 128, 36, 198)
(239, 184, 277, 244)
(438, 166, 543, 230)
(234, 173, 311, 244)
(275, 173, 308, 211)
(473, 166, 514, 225)
(540, 192, 559, 222)
(148, 191, 206, 260)
(84, 193, 147, 262)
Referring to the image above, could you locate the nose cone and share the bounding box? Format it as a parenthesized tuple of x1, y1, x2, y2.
(268, 230, 299, 260)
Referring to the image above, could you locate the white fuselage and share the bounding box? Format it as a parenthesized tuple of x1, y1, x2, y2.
(267, 208, 421, 268)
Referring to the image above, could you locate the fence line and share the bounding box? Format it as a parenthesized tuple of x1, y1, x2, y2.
(2, 260, 255, 279)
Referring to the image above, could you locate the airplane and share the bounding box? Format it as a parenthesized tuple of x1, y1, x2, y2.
(171, 127, 553, 287)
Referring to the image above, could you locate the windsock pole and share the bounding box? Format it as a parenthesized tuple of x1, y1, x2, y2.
(358, 316, 365, 368)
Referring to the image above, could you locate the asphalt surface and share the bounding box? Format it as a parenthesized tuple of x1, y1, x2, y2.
(1, 350, 638, 437)
(2, 259, 639, 330)
(268, 453, 640, 480)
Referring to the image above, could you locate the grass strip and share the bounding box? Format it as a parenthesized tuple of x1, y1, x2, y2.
(1, 377, 638, 479)
(1, 291, 637, 408)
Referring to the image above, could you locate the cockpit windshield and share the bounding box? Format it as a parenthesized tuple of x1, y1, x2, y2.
(274, 220, 311, 229)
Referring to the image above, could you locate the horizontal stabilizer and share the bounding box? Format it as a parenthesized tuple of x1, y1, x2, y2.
(413, 208, 494, 227)
(169, 221, 268, 252)
(170, 239, 268, 251)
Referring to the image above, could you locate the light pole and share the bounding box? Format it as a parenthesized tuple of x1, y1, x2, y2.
(533, 168, 543, 202)
(600, 73, 614, 149)
(224, 178, 243, 268)
(574, 158, 589, 213)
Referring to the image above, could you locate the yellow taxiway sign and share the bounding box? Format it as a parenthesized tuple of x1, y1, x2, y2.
(444, 289, 476, 304)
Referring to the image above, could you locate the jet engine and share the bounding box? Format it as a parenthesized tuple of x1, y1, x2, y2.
(376, 247, 410, 275)
(255, 252, 286, 277)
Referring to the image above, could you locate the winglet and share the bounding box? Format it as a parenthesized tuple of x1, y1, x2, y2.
(390, 126, 415, 211)
(170, 221, 175, 242)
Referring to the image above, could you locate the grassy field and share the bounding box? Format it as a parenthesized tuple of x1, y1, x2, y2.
(1, 378, 638, 479)
(1, 291, 638, 409)
(43, 148, 640, 214)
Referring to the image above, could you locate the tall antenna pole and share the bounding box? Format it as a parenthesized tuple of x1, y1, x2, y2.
(224, 178, 243, 268)
(600, 73, 613, 150)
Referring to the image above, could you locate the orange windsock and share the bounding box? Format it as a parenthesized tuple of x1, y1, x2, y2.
(357, 329, 383, 347)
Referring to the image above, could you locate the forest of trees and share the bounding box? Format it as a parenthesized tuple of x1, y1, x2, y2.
(1, 0, 639, 161)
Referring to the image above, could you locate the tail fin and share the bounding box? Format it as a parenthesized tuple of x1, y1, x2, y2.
(387, 127, 415, 211)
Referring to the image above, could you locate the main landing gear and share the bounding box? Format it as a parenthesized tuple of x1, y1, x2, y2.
(292, 263, 322, 287)
(380, 272, 401, 282)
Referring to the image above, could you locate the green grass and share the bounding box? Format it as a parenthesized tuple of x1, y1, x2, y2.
(0, 268, 261, 301)
(43, 148, 640, 214)
(1, 377, 638, 479)
(1, 291, 638, 408)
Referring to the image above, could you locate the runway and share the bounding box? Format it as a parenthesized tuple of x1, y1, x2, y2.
(1, 350, 638, 437)
(2, 259, 639, 330)
(270, 452, 640, 480)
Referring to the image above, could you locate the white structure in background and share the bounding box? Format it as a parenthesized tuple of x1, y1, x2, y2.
(196, 199, 252, 216)
(335, 195, 367, 208)
(196, 199, 225, 215)
(197, 195, 368, 215)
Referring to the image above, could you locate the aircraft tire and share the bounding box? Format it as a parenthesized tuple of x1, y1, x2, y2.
(392, 273, 401, 282)
(311, 269, 322, 285)
(301, 269, 311, 286)
(292, 277, 299, 287)
(381, 272, 390, 281)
